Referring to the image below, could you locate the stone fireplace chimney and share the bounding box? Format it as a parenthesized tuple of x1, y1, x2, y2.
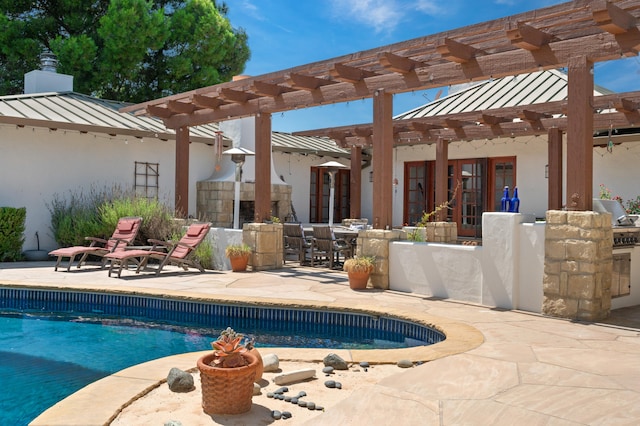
(197, 116, 292, 227)
(24, 50, 73, 94)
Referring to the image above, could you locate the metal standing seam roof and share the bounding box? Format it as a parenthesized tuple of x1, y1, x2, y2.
(0, 91, 348, 155)
(394, 69, 614, 121)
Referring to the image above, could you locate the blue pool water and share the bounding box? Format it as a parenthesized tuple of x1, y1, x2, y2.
(0, 288, 444, 425)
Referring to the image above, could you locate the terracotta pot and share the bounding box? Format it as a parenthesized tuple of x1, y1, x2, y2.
(229, 254, 249, 272)
(197, 351, 258, 415)
(348, 270, 370, 290)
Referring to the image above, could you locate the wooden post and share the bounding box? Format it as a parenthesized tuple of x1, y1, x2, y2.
(566, 56, 594, 211)
(175, 126, 189, 218)
(548, 127, 563, 210)
(435, 137, 449, 221)
(350, 146, 362, 218)
(372, 89, 393, 229)
(254, 113, 272, 223)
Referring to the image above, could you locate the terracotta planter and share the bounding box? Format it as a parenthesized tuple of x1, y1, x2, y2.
(348, 270, 370, 290)
(229, 254, 249, 272)
(197, 351, 258, 415)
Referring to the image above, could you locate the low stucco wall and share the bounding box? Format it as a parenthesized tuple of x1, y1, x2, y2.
(389, 213, 546, 313)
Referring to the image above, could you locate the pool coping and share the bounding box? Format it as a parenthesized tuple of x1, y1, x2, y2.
(3, 282, 483, 426)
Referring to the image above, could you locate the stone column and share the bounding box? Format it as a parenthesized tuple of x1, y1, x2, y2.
(542, 210, 612, 321)
(243, 223, 282, 271)
(356, 229, 406, 289)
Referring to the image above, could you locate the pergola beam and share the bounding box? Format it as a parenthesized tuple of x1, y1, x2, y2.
(593, 0, 637, 34)
(506, 23, 553, 51)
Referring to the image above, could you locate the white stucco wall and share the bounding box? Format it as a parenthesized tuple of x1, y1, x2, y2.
(0, 124, 215, 252)
(389, 213, 545, 312)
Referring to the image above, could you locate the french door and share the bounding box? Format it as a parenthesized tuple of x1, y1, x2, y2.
(403, 157, 515, 237)
(309, 167, 350, 223)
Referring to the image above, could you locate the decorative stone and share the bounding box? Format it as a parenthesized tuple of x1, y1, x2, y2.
(164, 421, 182, 426)
(262, 353, 280, 372)
(322, 366, 334, 375)
(282, 411, 292, 419)
(166, 368, 194, 393)
(297, 391, 307, 398)
(273, 368, 316, 385)
(323, 353, 348, 370)
(359, 361, 370, 369)
(324, 380, 336, 388)
(272, 410, 282, 420)
(274, 386, 289, 394)
(297, 400, 307, 407)
(253, 383, 261, 396)
(316, 406, 324, 411)
(397, 359, 414, 368)
(335, 382, 342, 389)
(267, 392, 275, 398)
(290, 397, 298, 404)
(306, 402, 316, 410)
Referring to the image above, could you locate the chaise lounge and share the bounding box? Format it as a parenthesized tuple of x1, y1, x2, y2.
(103, 222, 211, 277)
(49, 216, 143, 272)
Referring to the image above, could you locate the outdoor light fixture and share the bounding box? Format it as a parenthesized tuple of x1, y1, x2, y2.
(223, 147, 255, 229)
(317, 161, 348, 227)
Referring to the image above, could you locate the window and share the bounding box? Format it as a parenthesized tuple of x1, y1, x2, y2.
(134, 162, 159, 199)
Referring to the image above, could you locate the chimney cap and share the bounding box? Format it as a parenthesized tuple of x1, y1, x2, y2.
(40, 50, 58, 73)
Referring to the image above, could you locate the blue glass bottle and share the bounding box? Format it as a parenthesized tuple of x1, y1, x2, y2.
(501, 186, 510, 212)
(509, 187, 520, 213)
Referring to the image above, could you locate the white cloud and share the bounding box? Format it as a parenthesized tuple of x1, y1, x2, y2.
(414, 0, 444, 15)
(329, 0, 404, 33)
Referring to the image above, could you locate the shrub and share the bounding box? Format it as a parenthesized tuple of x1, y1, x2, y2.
(0, 207, 26, 261)
(49, 186, 181, 247)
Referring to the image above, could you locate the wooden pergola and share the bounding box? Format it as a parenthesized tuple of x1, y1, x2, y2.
(122, 0, 640, 228)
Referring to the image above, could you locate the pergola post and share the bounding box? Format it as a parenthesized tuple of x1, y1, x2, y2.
(435, 137, 449, 221)
(566, 56, 594, 211)
(175, 126, 189, 218)
(548, 127, 563, 210)
(372, 89, 393, 229)
(350, 146, 362, 219)
(254, 113, 272, 223)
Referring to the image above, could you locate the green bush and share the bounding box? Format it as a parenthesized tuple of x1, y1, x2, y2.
(0, 207, 26, 261)
(49, 186, 181, 247)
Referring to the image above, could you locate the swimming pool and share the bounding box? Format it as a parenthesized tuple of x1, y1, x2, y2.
(0, 287, 445, 425)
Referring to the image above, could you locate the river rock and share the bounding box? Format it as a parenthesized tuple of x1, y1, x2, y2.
(273, 368, 316, 385)
(262, 353, 280, 372)
(397, 359, 414, 368)
(322, 366, 334, 375)
(253, 383, 261, 396)
(166, 368, 194, 392)
(323, 353, 348, 370)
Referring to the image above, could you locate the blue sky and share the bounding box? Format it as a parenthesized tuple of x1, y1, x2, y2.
(225, 0, 640, 133)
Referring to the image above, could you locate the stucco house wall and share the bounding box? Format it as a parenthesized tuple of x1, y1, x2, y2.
(0, 124, 215, 252)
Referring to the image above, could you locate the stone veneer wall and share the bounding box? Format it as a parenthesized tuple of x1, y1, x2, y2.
(356, 229, 407, 289)
(542, 210, 613, 321)
(196, 181, 292, 227)
(403, 222, 458, 243)
(243, 223, 282, 271)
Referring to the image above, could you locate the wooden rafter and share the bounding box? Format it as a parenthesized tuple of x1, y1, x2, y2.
(146, 104, 174, 119)
(436, 38, 478, 63)
(218, 87, 258, 103)
(286, 72, 336, 90)
(613, 97, 638, 113)
(593, 0, 637, 34)
(252, 80, 292, 97)
(377, 52, 422, 73)
(167, 100, 196, 114)
(192, 94, 226, 109)
(506, 23, 553, 51)
(330, 63, 378, 83)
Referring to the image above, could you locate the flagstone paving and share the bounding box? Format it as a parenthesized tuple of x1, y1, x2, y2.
(2, 261, 639, 425)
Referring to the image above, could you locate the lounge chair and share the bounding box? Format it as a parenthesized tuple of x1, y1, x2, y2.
(104, 222, 211, 277)
(49, 216, 143, 272)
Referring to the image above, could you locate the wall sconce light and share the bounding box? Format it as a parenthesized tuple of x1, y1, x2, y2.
(544, 164, 549, 179)
(369, 171, 374, 182)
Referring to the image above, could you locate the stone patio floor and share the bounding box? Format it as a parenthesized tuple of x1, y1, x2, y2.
(2, 261, 640, 425)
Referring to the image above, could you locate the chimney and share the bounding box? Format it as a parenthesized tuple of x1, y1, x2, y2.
(24, 50, 73, 94)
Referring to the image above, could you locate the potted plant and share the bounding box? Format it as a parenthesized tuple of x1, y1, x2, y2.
(225, 243, 251, 272)
(343, 256, 375, 290)
(197, 327, 261, 415)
